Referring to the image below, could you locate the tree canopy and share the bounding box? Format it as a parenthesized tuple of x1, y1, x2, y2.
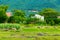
(39, 8, 59, 25)
(0, 5, 8, 23)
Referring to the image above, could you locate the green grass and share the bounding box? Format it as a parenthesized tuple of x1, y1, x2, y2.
(0, 24, 60, 40)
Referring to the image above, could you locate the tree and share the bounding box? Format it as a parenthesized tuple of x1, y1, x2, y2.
(25, 17, 40, 24)
(27, 13, 45, 24)
(39, 8, 58, 25)
(8, 10, 26, 23)
(12, 9, 25, 17)
(0, 5, 8, 23)
(55, 18, 60, 24)
(29, 13, 35, 17)
(8, 16, 16, 23)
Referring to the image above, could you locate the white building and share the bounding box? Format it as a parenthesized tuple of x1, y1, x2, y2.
(31, 14, 44, 21)
(35, 14, 44, 21)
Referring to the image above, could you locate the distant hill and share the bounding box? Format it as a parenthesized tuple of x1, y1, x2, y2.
(0, 0, 60, 11)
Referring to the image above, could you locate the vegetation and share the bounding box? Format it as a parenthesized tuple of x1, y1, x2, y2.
(0, 23, 20, 30)
(0, 5, 60, 40)
(0, 5, 59, 26)
(39, 8, 59, 25)
(0, 25, 60, 40)
(0, 6, 8, 23)
(8, 9, 26, 23)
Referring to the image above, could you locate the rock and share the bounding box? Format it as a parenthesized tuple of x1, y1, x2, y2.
(12, 28, 16, 30)
(37, 33, 46, 36)
(26, 36, 37, 38)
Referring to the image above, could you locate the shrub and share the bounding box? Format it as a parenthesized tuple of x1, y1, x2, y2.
(55, 18, 60, 24)
(0, 23, 20, 30)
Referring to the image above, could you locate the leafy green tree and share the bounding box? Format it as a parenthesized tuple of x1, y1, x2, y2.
(12, 9, 25, 17)
(25, 17, 40, 24)
(8, 10, 26, 23)
(29, 13, 35, 17)
(54, 18, 60, 25)
(0, 6, 8, 23)
(8, 16, 25, 23)
(8, 16, 16, 23)
(39, 8, 58, 25)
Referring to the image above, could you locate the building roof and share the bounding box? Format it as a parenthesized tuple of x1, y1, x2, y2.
(6, 12, 12, 17)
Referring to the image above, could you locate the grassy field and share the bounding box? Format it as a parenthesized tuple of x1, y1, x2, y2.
(0, 24, 60, 40)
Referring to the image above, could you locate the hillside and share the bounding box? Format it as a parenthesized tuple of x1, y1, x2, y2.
(0, 0, 60, 11)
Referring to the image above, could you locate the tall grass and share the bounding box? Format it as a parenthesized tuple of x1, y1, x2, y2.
(0, 23, 20, 30)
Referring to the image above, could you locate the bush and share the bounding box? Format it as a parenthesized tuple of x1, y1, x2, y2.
(0, 23, 20, 30)
(55, 18, 60, 25)
(8, 16, 26, 23)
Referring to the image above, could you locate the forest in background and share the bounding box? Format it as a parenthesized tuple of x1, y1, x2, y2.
(0, 5, 60, 25)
